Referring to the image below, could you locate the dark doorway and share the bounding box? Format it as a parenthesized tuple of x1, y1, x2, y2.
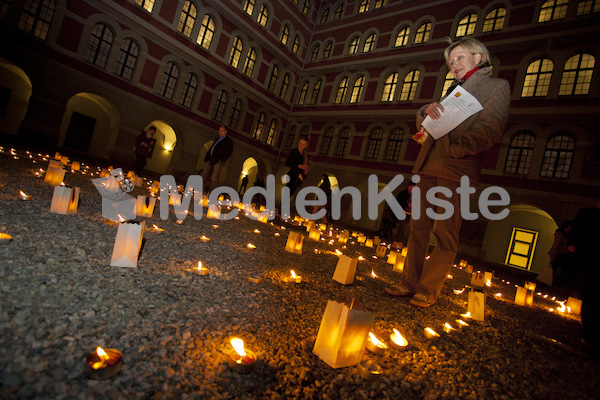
(64, 112, 96, 152)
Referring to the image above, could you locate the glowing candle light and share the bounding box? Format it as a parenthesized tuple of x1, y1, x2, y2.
(366, 332, 388, 355)
(152, 224, 164, 234)
(19, 190, 32, 201)
(371, 269, 378, 279)
(455, 319, 469, 329)
(442, 323, 456, 334)
(424, 327, 440, 340)
(389, 328, 408, 350)
(195, 261, 209, 275)
(85, 346, 124, 379)
(460, 311, 472, 320)
(200, 235, 210, 243)
(247, 243, 256, 249)
(228, 338, 256, 373)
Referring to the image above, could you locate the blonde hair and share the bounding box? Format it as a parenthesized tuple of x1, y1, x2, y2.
(444, 36, 491, 68)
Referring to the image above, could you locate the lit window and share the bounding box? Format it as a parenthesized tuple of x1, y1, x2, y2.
(363, 33, 376, 53)
(0, 0, 10, 19)
(335, 127, 350, 156)
(292, 35, 300, 54)
(197, 15, 215, 50)
(229, 99, 242, 128)
(456, 13, 477, 37)
(482, 7, 506, 32)
(333, 4, 344, 19)
(266, 120, 277, 145)
(213, 90, 228, 121)
(310, 79, 322, 104)
(297, 82, 309, 105)
(267, 65, 279, 92)
(18, 0, 55, 40)
(395, 27, 410, 47)
(380, 72, 398, 102)
(279, 74, 290, 99)
(244, 48, 257, 77)
(311, 44, 320, 61)
(358, 0, 369, 13)
(285, 126, 297, 150)
(506, 228, 538, 270)
(522, 59, 553, 97)
(540, 133, 575, 178)
(441, 71, 455, 98)
(228, 36, 243, 68)
(350, 76, 365, 103)
(320, 127, 334, 154)
(114, 38, 139, 80)
(303, 0, 310, 15)
(348, 37, 360, 54)
(576, 0, 600, 14)
(86, 23, 113, 68)
(384, 128, 404, 161)
(559, 54, 595, 95)
(159, 62, 179, 100)
(538, 0, 568, 22)
(244, 0, 254, 16)
(257, 5, 268, 26)
(253, 112, 265, 140)
(177, 1, 197, 37)
(323, 42, 333, 59)
(374, 0, 386, 9)
(135, 0, 154, 13)
(334, 77, 348, 103)
(365, 128, 383, 159)
(280, 25, 290, 45)
(400, 70, 419, 101)
(320, 8, 329, 23)
(414, 22, 431, 44)
(179, 73, 198, 108)
(504, 132, 536, 175)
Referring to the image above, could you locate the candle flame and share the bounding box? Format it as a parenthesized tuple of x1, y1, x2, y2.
(19, 190, 27, 197)
(358, 256, 365, 261)
(425, 327, 439, 337)
(230, 338, 246, 358)
(460, 312, 471, 319)
(335, 249, 342, 256)
(453, 288, 465, 295)
(368, 332, 387, 348)
(290, 270, 297, 279)
(444, 323, 454, 330)
(486, 279, 492, 287)
(117, 214, 125, 222)
(247, 243, 256, 249)
(391, 329, 408, 346)
(456, 319, 469, 327)
(495, 292, 502, 298)
(197, 261, 203, 270)
(557, 300, 567, 313)
(371, 269, 378, 278)
(96, 346, 109, 360)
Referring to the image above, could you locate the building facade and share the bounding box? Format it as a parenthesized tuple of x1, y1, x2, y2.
(1, 0, 599, 274)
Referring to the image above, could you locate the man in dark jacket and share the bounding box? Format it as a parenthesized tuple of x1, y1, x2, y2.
(133, 126, 156, 175)
(203, 125, 234, 193)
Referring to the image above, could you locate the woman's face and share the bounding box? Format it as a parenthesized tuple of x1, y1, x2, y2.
(448, 45, 481, 81)
(297, 139, 308, 152)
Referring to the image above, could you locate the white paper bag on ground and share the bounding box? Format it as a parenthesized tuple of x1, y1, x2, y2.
(375, 245, 387, 258)
(468, 288, 486, 321)
(285, 231, 304, 254)
(44, 161, 65, 186)
(470, 271, 486, 287)
(333, 255, 357, 285)
(135, 196, 156, 218)
(312, 299, 376, 368)
(514, 286, 534, 307)
(49, 186, 79, 215)
(110, 221, 145, 267)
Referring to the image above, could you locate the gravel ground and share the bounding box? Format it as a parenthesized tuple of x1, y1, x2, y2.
(0, 145, 599, 400)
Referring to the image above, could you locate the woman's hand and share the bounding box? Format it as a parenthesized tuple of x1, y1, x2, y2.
(424, 102, 444, 119)
(299, 164, 309, 173)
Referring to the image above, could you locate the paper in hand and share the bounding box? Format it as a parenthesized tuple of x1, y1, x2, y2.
(421, 85, 483, 140)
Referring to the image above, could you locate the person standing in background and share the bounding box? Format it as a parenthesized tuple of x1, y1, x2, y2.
(203, 125, 234, 193)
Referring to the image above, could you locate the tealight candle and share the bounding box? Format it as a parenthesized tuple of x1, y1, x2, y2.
(19, 190, 32, 201)
(85, 347, 124, 380)
(200, 235, 210, 243)
(459, 312, 472, 321)
(389, 328, 408, 350)
(455, 319, 469, 329)
(442, 323, 456, 334)
(424, 327, 440, 340)
(176, 220, 184, 225)
(212, 224, 219, 229)
(254, 229, 260, 234)
(194, 261, 209, 275)
(357, 359, 382, 382)
(0, 233, 12, 245)
(366, 332, 388, 355)
(151, 224, 164, 234)
(248, 275, 261, 284)
(285, 270, 302, 283)
(228, 338, 256, 373)
(247, 243, 256, 249)
(274, 232, 280, 237)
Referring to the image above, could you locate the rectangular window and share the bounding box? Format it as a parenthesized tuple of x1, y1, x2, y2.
(505, 228, 538, 270)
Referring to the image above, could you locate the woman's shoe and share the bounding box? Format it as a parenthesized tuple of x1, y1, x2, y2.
(409, 293, 432, 308)
(385, 286, 413, 297)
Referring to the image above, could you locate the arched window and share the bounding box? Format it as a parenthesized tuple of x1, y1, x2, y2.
(358, 0, 370, 13)
(577, 0, 600, 14)
(177, 1, 197, 37)
(320, 127, 334, 154)
(333, 4, 344, 19)
(363, 33, 376, 52)
(298, 82, 309, 105)
(159, 62, 179, 99)
(334, 77, 349, 103)
(400, 70, 419, 101)
(380, 72, 398, 102)
(482, 7, 506, 32)
(280, 24, 290, 45)
(253, 112, 265, 140)
(244, 0, 254, 16)
(302, 0, 310, 15)
(18, 0, 55, 40)
(540, 133, 575, 178)
(285, 126, 297, 150)
(311, 44, 320, 61)
(441, 71, 455, 98)
(228, 36, 243, 68)
(266, 120, 277, 146)
(348, 37, 360, 54)
(350, 76, 365, 103)
(229, 98, 243, 128)
(320, 8, 329, 23)
(86, 23, 113, 68)
(504, 132, 536, 175)
(279, 73, 290, 99)
(257, 4, 269, 26)
(384, 128, 404, 161)
(243, 47, 257, 77)
(395, 27, 410, 47)
(292, 35, 300, 54)
(335, 127, 351, 156)
(310, 79, 322, 104)
(323, 42, 333, 59)
(197, 15, 215, 49)
(114, 38, 139, 80)
(135, 0, 154, 13)
(456, 13, 477, 37)
(538, 0, 568, 22)
(267, 65, 279, 92)
(414, 22, 431, 44)
(522, 59, 553, 97)
(365, 127, 384, 159)
(213, 90, 228, 121)
(559, 54, 595, 95)
(179, 72, 198, 108)
(374, 0, 386, 8)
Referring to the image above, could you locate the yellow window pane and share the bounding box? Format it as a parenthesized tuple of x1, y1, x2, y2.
(515, 230, 534, 242)
(513, 242, 530, 256)
(509, 254, 529, 268)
